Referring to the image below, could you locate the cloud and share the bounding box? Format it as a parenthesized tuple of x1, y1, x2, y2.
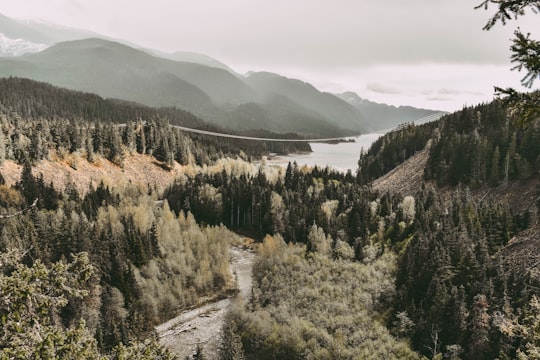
(366, 83, 402, 95)
(2, 0, 532, 67)
(427, 96, 453, 102)
(437, 88, 462, 95)
(437, 88, 484, 96)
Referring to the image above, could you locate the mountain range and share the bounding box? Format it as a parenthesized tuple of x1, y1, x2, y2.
(0, 13, 443, 137)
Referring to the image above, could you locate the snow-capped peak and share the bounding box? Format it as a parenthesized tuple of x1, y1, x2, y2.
(0, 32, 48, 57)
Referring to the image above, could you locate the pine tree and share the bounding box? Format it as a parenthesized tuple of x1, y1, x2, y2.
(476, 0, 540, 126)
(467, 294, 492, 359)
(490, 146, 500, 186)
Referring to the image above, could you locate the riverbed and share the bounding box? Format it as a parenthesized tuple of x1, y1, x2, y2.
(156, 246, 256, 360)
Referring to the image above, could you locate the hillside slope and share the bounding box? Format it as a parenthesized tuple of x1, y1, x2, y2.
(0, 153, 181, 195)
(372, 144, 431, 196)
(359, 97, 540, 359)
(0, 39, 351, 136)
(246, 71, 368, 132)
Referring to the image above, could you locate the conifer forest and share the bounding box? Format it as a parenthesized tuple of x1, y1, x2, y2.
(1, 1, 540, 359)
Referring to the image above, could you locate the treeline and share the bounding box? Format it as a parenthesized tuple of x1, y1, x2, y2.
(424, 100, 540, 187)
(0, 168, 239, 355)
(165, 163, 370, 245)
(394, 187, 534, 359)
(357, 98, 540, 188)
(0, 77, 310, 167)
(164, 159, 529, 259)
(0, 77, 202, 128)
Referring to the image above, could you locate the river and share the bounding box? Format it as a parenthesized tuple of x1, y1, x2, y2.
(156, 245, 256, 360)
(155, 133, 383, 358)
(264, 132, 383, 173)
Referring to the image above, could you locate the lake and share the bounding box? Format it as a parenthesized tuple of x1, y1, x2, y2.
(264, 133, 383, 173)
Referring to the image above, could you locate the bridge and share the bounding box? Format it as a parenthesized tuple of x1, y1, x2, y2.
(161, 112, 448, 143)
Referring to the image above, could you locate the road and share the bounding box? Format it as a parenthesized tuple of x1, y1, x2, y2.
(170, 125, 351, 142)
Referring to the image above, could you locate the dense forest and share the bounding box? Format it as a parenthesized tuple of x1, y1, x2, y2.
(0, 78, 307, 358)
(1, 75, 539, 359)
(357, 96, 540, 188)
(0, 77, 310, 168)
(164, 147, 537, 359)
(1, 168, 242, 356)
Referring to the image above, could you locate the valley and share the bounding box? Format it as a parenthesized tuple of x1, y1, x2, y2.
(0, 2, 539, 359)
(0, 76, 538, 359)
(0, 73, 538, 359)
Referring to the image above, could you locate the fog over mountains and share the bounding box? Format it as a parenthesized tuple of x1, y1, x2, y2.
(0, 13, 442, 136)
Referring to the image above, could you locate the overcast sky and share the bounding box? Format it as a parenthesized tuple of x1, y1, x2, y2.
(1, 0, 539, 111)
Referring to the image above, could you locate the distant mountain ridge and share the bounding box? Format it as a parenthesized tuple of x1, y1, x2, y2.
(245, 72, 368, 132)
(336, 92, 443, 131)
(0, 38, 360, 136)
(153, 50, 239, 75)
(0, 12, 442, 136)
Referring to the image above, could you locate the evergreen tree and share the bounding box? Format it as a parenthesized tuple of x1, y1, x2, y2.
(490, 146, 501, 186)
(476, 0, 540, 126)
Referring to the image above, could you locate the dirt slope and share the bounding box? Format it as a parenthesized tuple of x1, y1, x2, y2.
(372, 147, 431, 196)
(0, 153, 183, 194)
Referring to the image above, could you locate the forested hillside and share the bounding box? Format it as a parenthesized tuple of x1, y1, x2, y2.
(0, 77, 308, 358)
(358, 96, 540, 188)
(164, 94, 538, 358)
(1, 75, 539, 359)
(0, 77, 309, 169)
(354, 96, 540, 358)
(164, 130, 537, 359)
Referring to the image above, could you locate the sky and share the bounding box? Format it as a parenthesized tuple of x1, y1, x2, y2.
(1, 0, 539, 112)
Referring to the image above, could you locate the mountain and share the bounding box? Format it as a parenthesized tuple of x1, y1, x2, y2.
(0, 39, 212, 112)
(0, 37, 438, 137)
(155, 50, 239, 75)
(228, 96, 350, 137)
(0, 12, 444, 137)
(245, 72, 369, 133)
(0, 38, 354, 136)
(0, 12, 239, 76)
(336, 91, 442, 131)
(0, 38, 259, 120)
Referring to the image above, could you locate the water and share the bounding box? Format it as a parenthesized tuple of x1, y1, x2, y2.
(265, 133, 383, 173)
